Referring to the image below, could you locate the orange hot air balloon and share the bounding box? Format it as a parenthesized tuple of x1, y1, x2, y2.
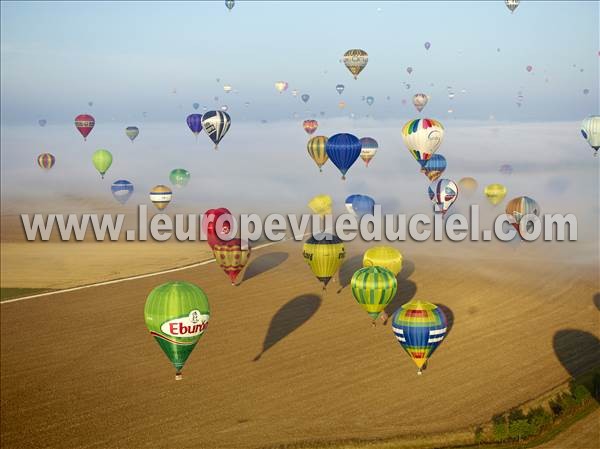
(212, 238, 251, 285)
(303, 120, 318, 135)
(74, 114, 95, 141)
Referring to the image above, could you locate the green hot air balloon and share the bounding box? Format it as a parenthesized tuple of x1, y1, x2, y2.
(144, 281, 210, 380)
(169, 168, 191, 188)
(351, 266, 397, 324)
(125, 126, 139, 142)
(92, 149, 113, 179)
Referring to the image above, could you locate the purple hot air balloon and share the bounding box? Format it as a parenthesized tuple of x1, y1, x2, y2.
(186, 114, 203, 139)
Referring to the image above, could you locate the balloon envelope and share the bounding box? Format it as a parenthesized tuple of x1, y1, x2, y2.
(336, 84, 345, 94)
(307, 136, 329, 172)
(111, 179, 134, 204)
(422, 154, 446, 181)
(169, 169, 191, 188)
(212, 239, 250, 285)
(428, 178, 458, 215)
(149, 185, 172, 210)
(308, 194, 333, 216)
(392, 300, 448, 373)
(362, 246, 403, 276)
(351, 267, 397, 320)
(125, 126, 139, 142)
(202, 111, 231, 149)
(580, 116, 600, 152)
(402, 118, 444, 167)
(326, 133, 362, 179)
(92, 149, 112, 178)
(37, 153, 55, 170)
(144, 281, 210, 379)
(186, 114, 203, 136)
(484, 183, 507, 205)
(203, 208, 233, 249)
(75, 114, 95, 141)
(302, 233, 345, 288)
(359, 137, 378, 166)
(505, 196, 540, 238)
(346, 194, 375, 217)
(343, 49, 368, 79)
(303, 120, 318, 135)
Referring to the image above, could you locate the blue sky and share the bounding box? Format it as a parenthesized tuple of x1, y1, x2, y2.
(1, 1, 598, 123)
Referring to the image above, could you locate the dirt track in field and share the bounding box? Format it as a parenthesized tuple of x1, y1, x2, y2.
(1, 239, 599, 449)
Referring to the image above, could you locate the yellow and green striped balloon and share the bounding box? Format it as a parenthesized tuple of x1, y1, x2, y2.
(302, 233, 345, 288)
(351, 266, 397, 321)
(307, 135, 328, 172)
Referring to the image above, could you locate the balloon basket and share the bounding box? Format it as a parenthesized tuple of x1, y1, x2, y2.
(417, 369, 423, 376)
(175, 372, 183, 381)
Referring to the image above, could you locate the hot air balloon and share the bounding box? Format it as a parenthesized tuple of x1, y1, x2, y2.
(203, 208, 232, 248)
(406, 67, 413, 75)
(424, 42, 431, 50)
(526, 65, 533, 72)
(359, 137, 378, 166)
(92, 149, 112, 179)
(291, 89, 299, 97)
(212, 239, 250, 285)
(505, 0, 520, 13)
(225, 0, 235, 11)
(346, 194, 375, 217)
(144, 281, 210, 380)
(301, 94, 310, 103)
(499, 164, 513, 175)
(391, 300, 447, 374)
(88, 101, 94, 107)
(223, 84, 233, 93)
(351, 267, 397, 324)
(458, 177, 478, 197)
(111, 179, 134, 204)
(336, 84, 345, 95)
(193, 102, 200, 110)
(169, 169, 191, 188)
(583, 88, 590, 95)
(580, 116, 600, 154)
(362, 246, 403, 276)
(326, 133, 362, 180)
(428, 178, 458, 215)
(422, 154, 446, 181)
(186, 114, 203, 138)
(303, 120, 318, 135)
(201, 111, 231, 149)
(302, 233, 345, 289)
(307, 135, 329, 172)
(37, 153, 55, 170)
(220, 105, 228, 112)
(505, 196, 540, 238)
(74, 114, 95, 141)
(125, 126, 139, 142)
(343, 49, 368, 79)
(38, 119, 47, 127)
(338, 100, 347, 109)
(484, 183, 507, 205)
(308, 194, 333, 216)
(413, 93, 429, 112)
(150, 185, 172, 210)
(366, 96, 374, 106)
(274, 81, 288, 93)
(402, 118, 444, 167)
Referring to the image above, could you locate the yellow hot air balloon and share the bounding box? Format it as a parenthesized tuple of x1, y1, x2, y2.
(303, 234, 345, 289)
(362, 246, 403, 276)
(274, 81, 288, 93)
(458, 177, 478, 197)
(149, 185, 172, 210)
(343, 49, 368, 79)
(308, 194, 333, 216)
(307, 135, 329, 172)
(484, 183, 507, 205)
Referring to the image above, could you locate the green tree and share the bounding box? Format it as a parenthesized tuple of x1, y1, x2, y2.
(508, 408, 526, 422)
(527, 406, 552, 435)
(509, 419, 533, 442)
(492, 414, 508, 442)
(474, 425, 484, 445)
(572, 384, 591, 405)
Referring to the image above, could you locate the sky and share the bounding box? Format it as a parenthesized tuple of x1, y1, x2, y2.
(1, 1, 598, 123)
(0, 1, 599, 248)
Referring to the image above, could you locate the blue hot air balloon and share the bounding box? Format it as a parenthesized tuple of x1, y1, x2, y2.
(422, 154, 447, 181)
(192, 102, 200, 110)
(345, 194, 375, 217)
(186, 114, 203, 138)
(111, 180, 134, 204)
(301, 94, 310, 103)
(326, 133, 362, 180)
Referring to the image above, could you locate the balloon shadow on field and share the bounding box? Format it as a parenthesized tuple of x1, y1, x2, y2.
(381, 279, 417, 324)
(336, 255, 364, 293)
(437, 304, 455, 339)
(242, 252, 288, 282)
(253, 294, 321, 361)
(553, 329, 600, 402)
(398, 259, 415, 280)
(593, 293, 600, 311)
